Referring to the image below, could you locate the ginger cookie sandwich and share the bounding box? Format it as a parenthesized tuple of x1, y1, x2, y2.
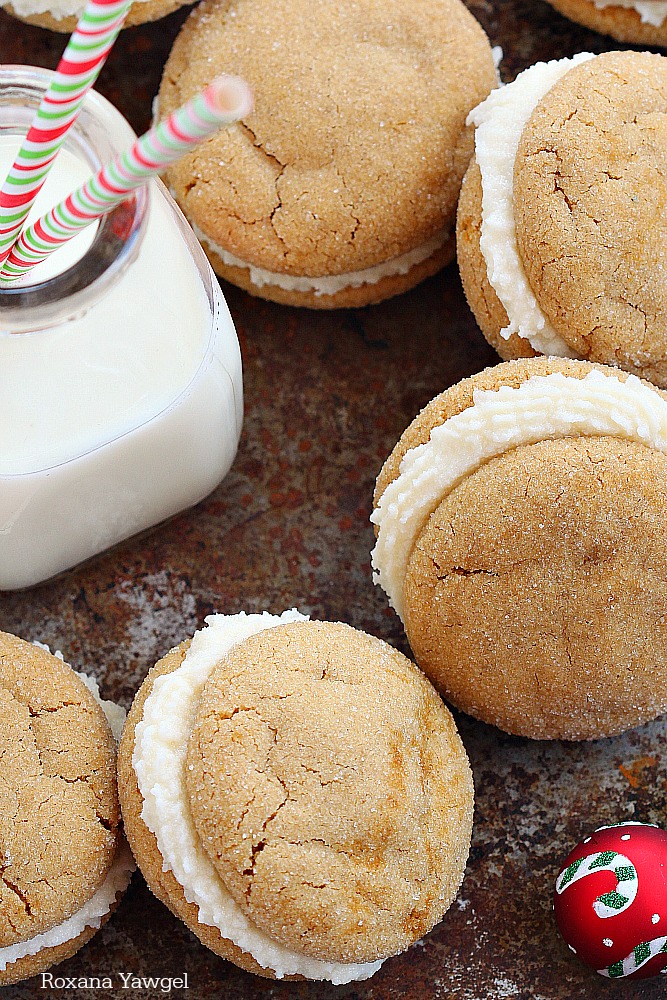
(457, 51, 667, 387)
(544, 0, 667, 46)
(118, 610, 474, 982)
(156, 0, 498, 308)
(1, 0, 195, 32)
(0, 633, 133, 986)
(372, 357, 667, 741)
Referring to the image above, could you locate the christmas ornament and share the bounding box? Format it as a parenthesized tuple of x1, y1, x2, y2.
(554, 823, 667, 979)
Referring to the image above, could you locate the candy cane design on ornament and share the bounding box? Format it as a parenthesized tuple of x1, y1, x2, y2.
(601, 936, 667, 979)
(0, 0, 133, 264)
(555, 850, 638, 918)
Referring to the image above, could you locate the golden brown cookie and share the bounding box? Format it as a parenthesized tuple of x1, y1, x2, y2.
(117, 640, 270, 980)
(0, 632, 131, 986)
(456, 51, 667, 388)
(157, 0, 497, 308)
(545, 0, 667, 46)
(372, 357, 667, 740)
(456, 159, 536, 363)
(2, 0, 195, 30)
(119, 612, 473, 981)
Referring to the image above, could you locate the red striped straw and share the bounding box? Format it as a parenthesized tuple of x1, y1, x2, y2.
(0, 75, 253, 284)
(0, 0, 132, 267)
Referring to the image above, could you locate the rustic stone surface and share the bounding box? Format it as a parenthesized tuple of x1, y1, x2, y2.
(1, 3, 666, 997)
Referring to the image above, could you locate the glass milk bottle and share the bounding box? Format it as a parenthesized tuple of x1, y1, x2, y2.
(0, 66, 243, 590)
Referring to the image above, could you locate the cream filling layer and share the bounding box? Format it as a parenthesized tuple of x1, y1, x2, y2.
(468, 54, 594, 357)
(593, 0, 667, 26)
(0, 667, 133, 972)
(193, 222, 450, 296)
(0, 842, 134, 972)
(76, 671, 127, 743)
(133, 610, 384, 984)
(3, 0, 150, 17)
(371, 370, 667, 620)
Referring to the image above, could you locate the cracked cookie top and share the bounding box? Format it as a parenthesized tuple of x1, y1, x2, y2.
(158, 0, 496, 277)
(0, 632, 120, 948)
(185, 619, 473, 965)
(514, 51, 667, 384)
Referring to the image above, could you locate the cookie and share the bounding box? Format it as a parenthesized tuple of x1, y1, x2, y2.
(544, 0, 667, 46)
(118, 611, 473, 982)
(1, 0, 195, 31)
(157, 0, 497, 308)
(457, 51, 667, 388)
(372, 357, 667, 741)
(0, 633, 133, 986)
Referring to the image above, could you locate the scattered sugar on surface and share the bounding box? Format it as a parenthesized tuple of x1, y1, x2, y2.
(116, 570, 199, 660)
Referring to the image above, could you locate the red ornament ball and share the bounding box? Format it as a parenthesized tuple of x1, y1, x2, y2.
(554, 822, 667, 980)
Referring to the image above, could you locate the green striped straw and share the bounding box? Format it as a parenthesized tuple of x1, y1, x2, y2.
(0, 75, 253, 284)
(0, 0, 132, 267)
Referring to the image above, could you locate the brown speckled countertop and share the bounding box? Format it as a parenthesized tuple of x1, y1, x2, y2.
(1, 3, 666, 997)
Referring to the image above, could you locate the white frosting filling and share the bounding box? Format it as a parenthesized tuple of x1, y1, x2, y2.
(192, 221, 449, 296)
(0, 660, 133, 972)
(133, 610, 384, 984)
(371, 370, 667, 620)
(3, 0, 150, 18)
(76, 671, 127, 743)
(0, 841, 134, 972)
(468, 54, 594, 357)
(593, 0, 667, 26)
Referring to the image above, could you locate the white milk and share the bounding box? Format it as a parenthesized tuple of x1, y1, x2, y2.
(0, 70, 243, 589)
(0, 141, 99, 287)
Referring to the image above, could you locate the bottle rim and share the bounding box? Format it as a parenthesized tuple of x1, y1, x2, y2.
(0, 64, 148, 334)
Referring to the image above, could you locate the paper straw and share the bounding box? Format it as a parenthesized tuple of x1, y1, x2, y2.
(0, 0, 133, 266)
(0, 75, 253, 284)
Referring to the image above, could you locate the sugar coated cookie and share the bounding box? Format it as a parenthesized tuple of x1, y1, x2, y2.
(0, 633, 133, 986)
(1, 0, 195, 31)
(372, 357, 667, 741)
(457, 51, 667, 388)
(118, 611, 473, 982)
(157, 0, 497, 308)
(544, 0, 667, 46)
